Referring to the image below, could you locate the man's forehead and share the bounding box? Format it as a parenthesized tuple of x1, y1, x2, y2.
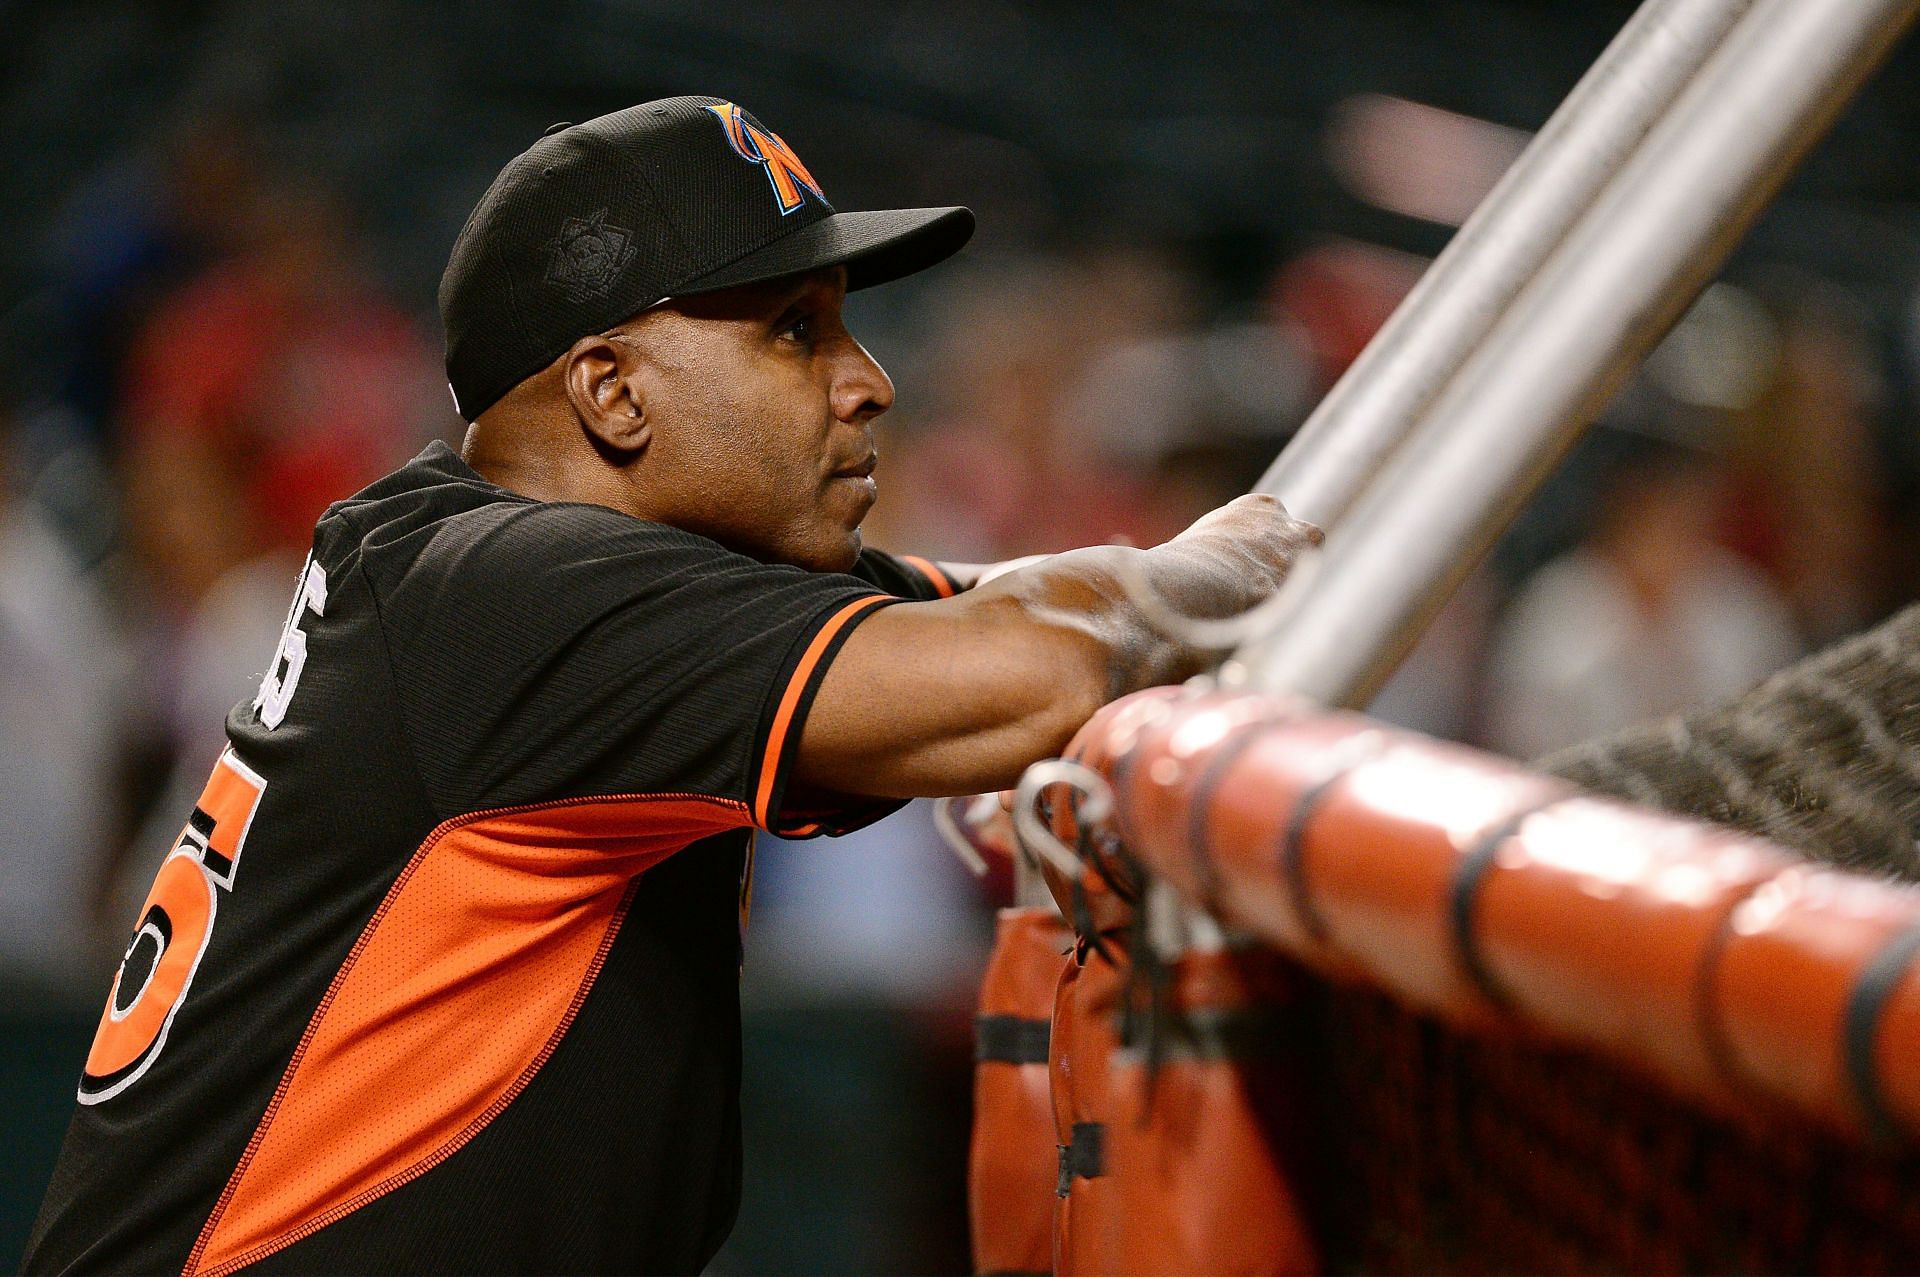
(612, 266, 845, 336)
(718, 265, 846, 308)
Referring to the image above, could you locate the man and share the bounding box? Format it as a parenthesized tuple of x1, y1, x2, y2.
(26, 97, 1317, 1274)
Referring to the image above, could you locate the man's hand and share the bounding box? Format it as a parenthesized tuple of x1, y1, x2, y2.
(793, 497, 1323, 800)
(1146, 493, 1324, 620)
(942, 497, 1321, 605)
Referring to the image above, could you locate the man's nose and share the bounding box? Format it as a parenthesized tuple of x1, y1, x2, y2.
(831, 336, 895, 422)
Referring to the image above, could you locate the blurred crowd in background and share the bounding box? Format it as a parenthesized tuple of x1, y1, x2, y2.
(6, 1, 1920, 1270)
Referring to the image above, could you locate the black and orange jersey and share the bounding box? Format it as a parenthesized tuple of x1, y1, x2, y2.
(24, 441, 961, 1275)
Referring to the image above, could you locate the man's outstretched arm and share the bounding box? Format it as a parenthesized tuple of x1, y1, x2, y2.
(796, 494, 1320, 798)
(921, 554, 1051, 592)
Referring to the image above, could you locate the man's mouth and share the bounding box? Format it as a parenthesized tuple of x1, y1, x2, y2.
(831, 453, 878, 480)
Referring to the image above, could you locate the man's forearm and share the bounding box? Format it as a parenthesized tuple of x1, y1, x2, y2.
(796, 496, 1319, 798)
(967, 538, 1296, 701)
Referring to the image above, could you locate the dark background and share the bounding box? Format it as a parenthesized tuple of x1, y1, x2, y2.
(5, 2, 1920, 1270)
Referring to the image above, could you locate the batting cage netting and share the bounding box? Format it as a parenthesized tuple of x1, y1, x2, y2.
(1299, 983, 1920, 1274)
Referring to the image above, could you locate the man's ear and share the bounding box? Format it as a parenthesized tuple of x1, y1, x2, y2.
(562, 333, 651, 455)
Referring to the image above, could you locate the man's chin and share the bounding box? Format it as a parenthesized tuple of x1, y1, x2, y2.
(823, 526, 863, 574)
(775, 524, 862, 575)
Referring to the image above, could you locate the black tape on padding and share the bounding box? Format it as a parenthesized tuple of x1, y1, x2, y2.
(1185, 719, 1282, 913)
(1844, 917, 1920, 1144)
(1104, 713, 1147, 851)
(1693, 887, 1763, 1108)
(975, 1014, 1051, 1065)
(1447, 791, 1575, 1011)
(1056, 1122, 1107, 1196)
(1275, 744, 1386, 944)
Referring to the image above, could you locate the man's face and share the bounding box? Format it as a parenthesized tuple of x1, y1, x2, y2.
(611, 267, 892, 573)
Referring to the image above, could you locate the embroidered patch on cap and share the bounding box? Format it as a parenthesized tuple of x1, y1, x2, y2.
(542, 209, 638, 301)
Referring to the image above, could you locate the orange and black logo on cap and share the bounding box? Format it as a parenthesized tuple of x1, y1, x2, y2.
(707, 102, 826, 216)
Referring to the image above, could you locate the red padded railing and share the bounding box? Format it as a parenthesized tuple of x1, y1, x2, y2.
(1060, 686, 1920, 1143)
(961, 685, 1920, 1273)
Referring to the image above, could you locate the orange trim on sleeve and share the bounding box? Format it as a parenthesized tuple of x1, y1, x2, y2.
(753, 594, 891, 829)
(184, 791, 751, 1277)
(899, 554, 958, 599)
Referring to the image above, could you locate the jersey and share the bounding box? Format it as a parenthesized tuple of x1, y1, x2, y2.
(24, 441, 963, 1275)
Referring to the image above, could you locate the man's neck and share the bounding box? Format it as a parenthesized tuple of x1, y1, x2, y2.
(462, 421, 639, 517)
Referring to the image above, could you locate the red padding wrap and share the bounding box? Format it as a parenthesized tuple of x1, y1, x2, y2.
(1105, 946, 1320, 1276)
(970, 907, 1072, 1276)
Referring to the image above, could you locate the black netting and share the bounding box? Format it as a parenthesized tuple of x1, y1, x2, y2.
(1297, 984, 1920, 1276)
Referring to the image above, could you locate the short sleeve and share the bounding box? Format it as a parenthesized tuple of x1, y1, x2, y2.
(366, 500, 899, 833)
(851, 548, 961, 601)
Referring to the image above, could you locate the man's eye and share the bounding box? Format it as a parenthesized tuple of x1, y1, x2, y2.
(778, 312, 814, 344)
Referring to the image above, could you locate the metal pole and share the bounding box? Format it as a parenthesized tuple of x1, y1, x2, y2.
(1256, 0, 1757, 528)
(1234, 0, 1918, 707)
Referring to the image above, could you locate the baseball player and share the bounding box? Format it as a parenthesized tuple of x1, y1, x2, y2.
(24, 97, 1317, 1274)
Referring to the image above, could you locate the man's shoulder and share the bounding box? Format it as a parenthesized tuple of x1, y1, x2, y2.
(319, 440, 517, 555)
(322, 442, 719, 586)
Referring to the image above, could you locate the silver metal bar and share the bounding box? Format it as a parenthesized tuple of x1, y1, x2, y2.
(1234, 0, 1918, 707)
(1256, 0, 1757, 527)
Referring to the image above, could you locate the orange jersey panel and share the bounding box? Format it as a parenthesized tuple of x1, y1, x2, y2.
(185, 792, 750, 1276)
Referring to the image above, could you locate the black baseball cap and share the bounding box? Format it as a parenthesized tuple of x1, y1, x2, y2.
(440, 95, 975, 421)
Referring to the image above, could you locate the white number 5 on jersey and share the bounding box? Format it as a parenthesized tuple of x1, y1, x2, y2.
(255, 558, 327, 729)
